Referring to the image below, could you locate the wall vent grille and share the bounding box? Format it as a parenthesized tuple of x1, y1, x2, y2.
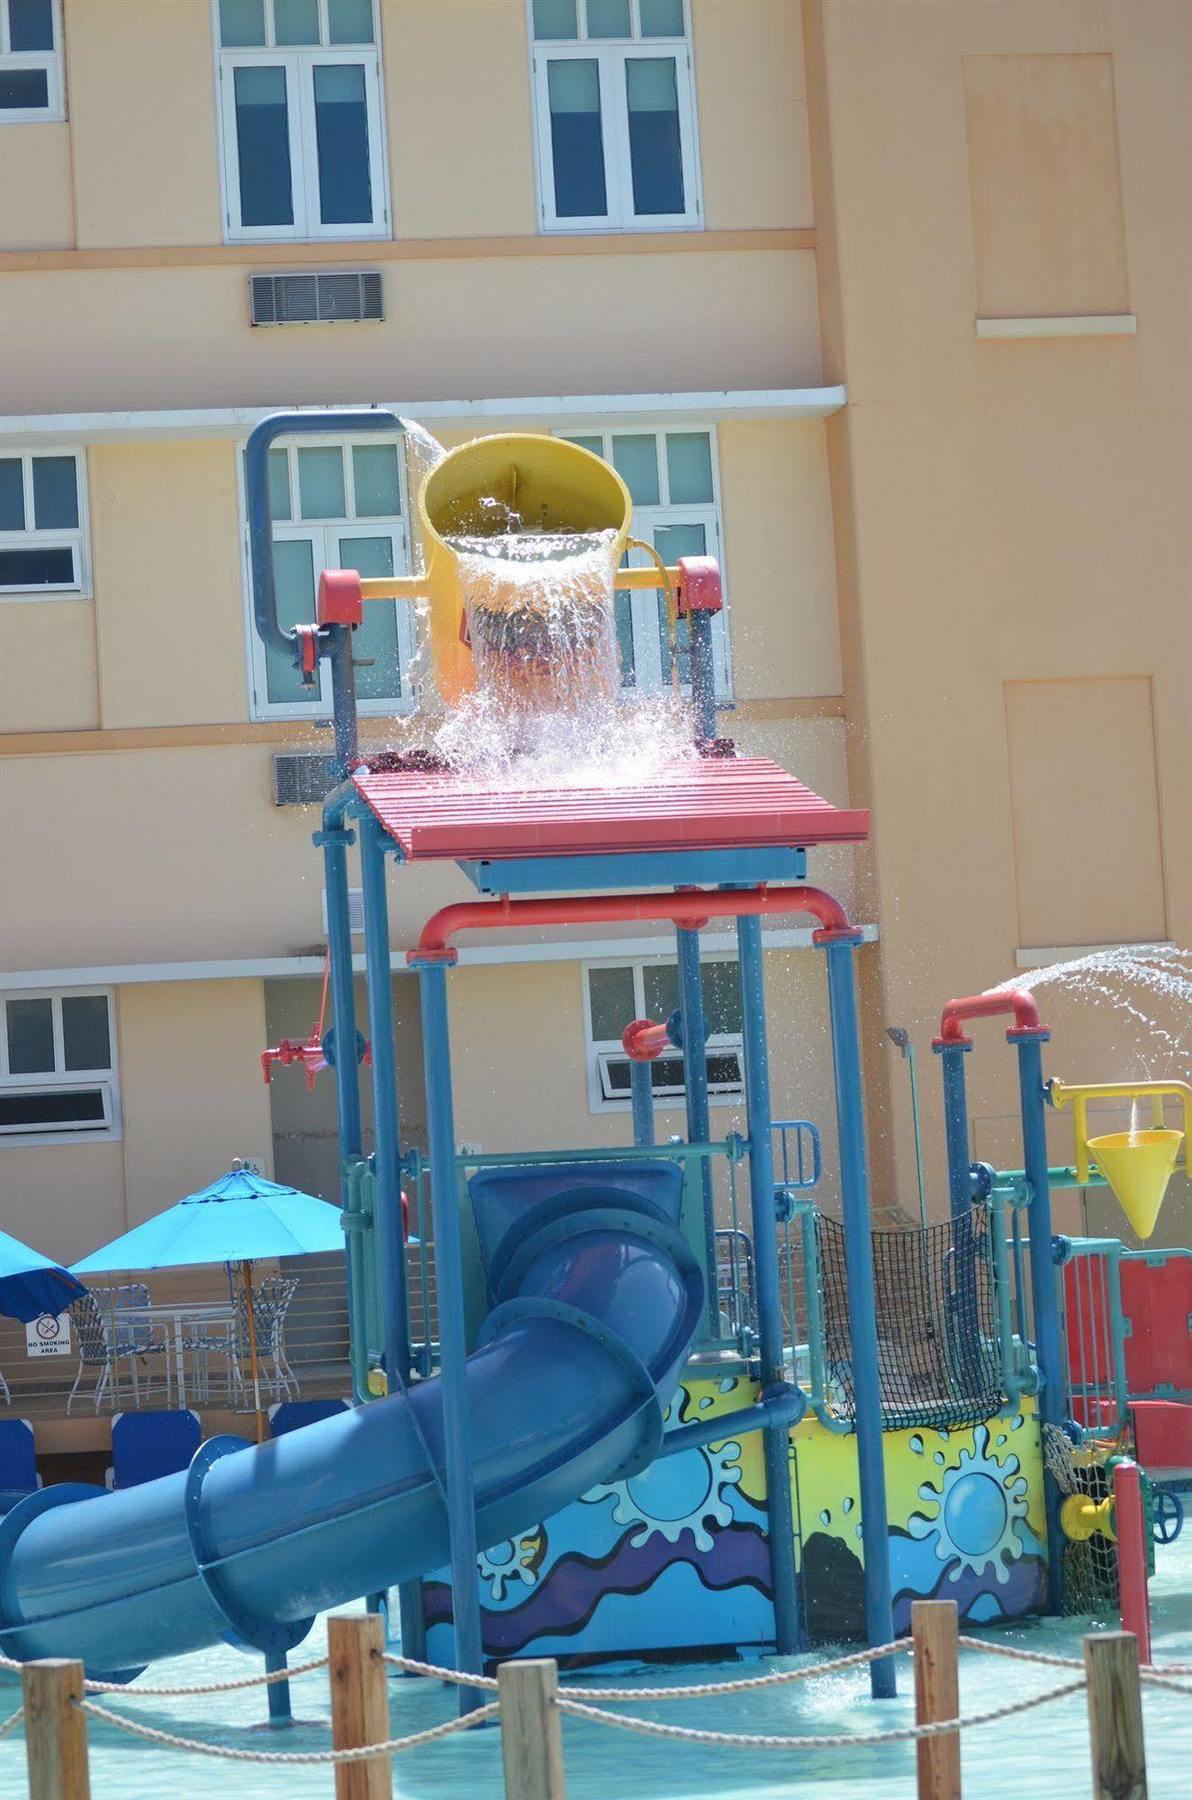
(273, 752, 337, 807)
(250, 271, 383, 327)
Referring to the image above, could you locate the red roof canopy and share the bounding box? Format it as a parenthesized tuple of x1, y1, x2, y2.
(353, 755, 869, 862)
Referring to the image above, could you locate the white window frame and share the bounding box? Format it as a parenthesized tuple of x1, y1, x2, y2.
(0, 988, 121, 1147)
(556, 424, 732, 698)
(0, 0, 64, 123)
(582, 955, 744, 1116)
(529, 1, 702, 234)
(214, 0, 390, 243)
(0, 448, 91, 601)
(239, 433, 417, 722)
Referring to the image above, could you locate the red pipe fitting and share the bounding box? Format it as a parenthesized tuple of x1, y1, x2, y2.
(409, 885, 854, 960)
(934, 988, 1045, 1049)
(622, 1019, 671, 1062)
(674, 555, 723, 617)
(317, 568, 364, 628)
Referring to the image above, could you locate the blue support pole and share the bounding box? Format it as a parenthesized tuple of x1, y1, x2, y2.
(822, 934, 896, 1698)
(676, 922, 718, 1337)
(412, 957, 484, 1713)
(264, 1648, 291, 1726)
(936, 1042, 974, 1223)
(934, 1038, 980, 1354)
(735, 913, 800, 1655)
(1010, 1027, 1066, 1613)
(629, 1060, 656, 1147)
(688, 610, 717, 746)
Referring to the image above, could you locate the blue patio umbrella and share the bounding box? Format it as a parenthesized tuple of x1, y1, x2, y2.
(71, 1167, 346, 1438)
(0, 1228, 87, 1325)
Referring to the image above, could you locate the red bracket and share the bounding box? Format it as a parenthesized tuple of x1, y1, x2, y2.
(294, 623, 320, 685)
(317, 568, 364, 628)
(675, 555, 723, 617)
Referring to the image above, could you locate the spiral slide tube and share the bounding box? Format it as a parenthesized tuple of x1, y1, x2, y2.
(0, 1163, 703, 1676)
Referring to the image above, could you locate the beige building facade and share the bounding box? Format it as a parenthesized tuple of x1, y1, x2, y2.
(1, 1, 1187, 1305)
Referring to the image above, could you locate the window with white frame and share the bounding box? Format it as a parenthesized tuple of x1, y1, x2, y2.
(0, 991, 119, 1142)
(0, 451, 89, 597)
(531, 0, 700, 232)
(584, 957, 744, 1112)
(215, 0, 389, 241)
(245, 434, 415, 718)
(0, 0, 63, 121)
(559, 427, 731, 696)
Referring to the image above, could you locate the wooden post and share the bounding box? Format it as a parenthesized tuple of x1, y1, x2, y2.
(22, 1659, 90, 1800)
(499, 1658, 565, 1800)
(328, 1613, 391, 1800)
(1084, 1631, 1147, 1799)
(912, 1600, 961, 1800)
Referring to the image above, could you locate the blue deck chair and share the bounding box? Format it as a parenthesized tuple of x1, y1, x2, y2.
(268, 1397, 350, 1437)
(107, 1409, 203, 1489)
(0, 1418, 40, 1514)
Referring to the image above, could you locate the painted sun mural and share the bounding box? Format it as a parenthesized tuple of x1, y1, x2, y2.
(423, 1379, 1049, 1663)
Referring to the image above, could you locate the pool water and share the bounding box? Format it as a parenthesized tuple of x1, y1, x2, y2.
(4, 1537, 1190, 1799)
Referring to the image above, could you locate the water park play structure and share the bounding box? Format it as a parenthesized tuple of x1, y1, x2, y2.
(0, 411, 1188, 1728)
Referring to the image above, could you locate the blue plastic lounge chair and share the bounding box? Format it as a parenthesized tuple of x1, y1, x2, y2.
(268, 1397, 350, 1437)
(107, 1409, 204, 1489)
(0, 1417, 40, 1514)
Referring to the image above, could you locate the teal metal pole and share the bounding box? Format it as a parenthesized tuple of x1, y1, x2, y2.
(735, 913, 801, 1654)
(1009, 1027, 1065, 1612)
(676, 921, 718, 1336)
(412, 957, 484, 1713)
(629, 1059, 656, 1146)
(315, 792, 366, 1405)
(358, 818, 412, 1386)
(822, 933, 896, 1697)
(358, 814, 424, 1659)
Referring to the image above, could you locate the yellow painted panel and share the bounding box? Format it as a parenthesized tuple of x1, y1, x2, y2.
(1004, 677, 1166, 947)
(0, 123, 73, 250)
(717, 420, 841, 701)
(384, 1, 537, 238)
(963, 54, 1129, 318)
(117, 980, 273, 1227)
(0, 602, 98, 731)
(66, 0, 222, 247)
(694, 0, 812, 229)
(89, 441, 249, 729)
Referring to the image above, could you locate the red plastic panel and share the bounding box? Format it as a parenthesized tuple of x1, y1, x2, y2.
(1120, 1255, 1192, 1398)
(1131, 1400, 1192, 1470)
(353, 756, 870, 862)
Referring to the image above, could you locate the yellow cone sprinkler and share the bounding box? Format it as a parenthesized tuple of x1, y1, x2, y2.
(1049, 1078, 1190, 1239)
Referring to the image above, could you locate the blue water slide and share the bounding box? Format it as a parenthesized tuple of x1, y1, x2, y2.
(0, 1162, 704, 1674)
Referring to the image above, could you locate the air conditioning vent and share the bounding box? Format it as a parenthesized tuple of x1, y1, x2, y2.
(273, 752, 337, 807)
(250, 271, 383, 327)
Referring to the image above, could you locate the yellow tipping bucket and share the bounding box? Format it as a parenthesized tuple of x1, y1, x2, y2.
(1087, 1130, 1184, 1240)
(417, 434, 632, 707)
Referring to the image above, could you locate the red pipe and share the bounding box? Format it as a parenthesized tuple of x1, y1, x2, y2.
(410, 885, 856, 961)
(622, 1019, 671, 1062)
(935, 988, 1045, 1046)
(1113, 1459, 1152, 1663)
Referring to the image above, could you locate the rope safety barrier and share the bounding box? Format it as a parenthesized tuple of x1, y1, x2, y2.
(73, 1696, 499, 1764)
(4, 1612, 1189, 1794)
(554, 1678, 1090, 1750)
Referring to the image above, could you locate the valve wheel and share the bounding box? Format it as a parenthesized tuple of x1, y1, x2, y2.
(1152, 1487, 1184, 1545)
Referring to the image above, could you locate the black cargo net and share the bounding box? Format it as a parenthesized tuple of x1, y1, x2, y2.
(816, 1207, 1006, 1430)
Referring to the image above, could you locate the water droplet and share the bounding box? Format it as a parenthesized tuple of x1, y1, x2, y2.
(698, 1396, 714, 1411)
(909, 1435, 924, 1455)
(842, 1496, 854, 1514)
(819, 1509, 831, 1526)
(934, 1452, 946, 1465)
